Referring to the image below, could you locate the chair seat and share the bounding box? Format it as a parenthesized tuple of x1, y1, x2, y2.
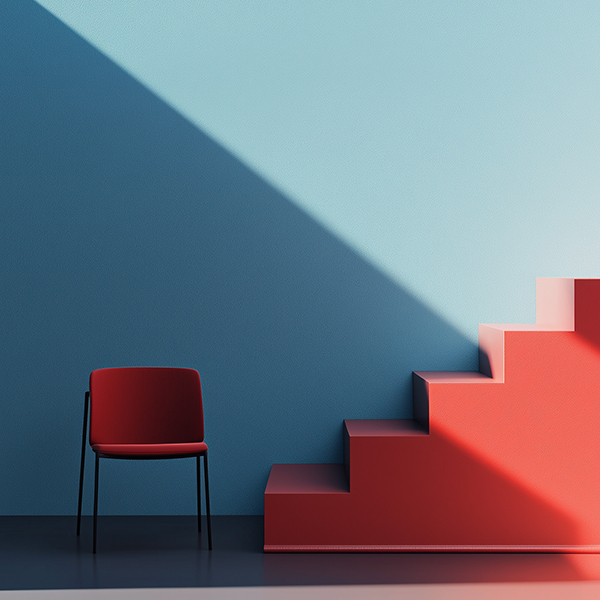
(92, 441, 208, 458)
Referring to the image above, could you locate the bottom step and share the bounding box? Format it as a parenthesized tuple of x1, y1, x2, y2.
(263, 460, 600, 552)
(265, 464, 349, 494)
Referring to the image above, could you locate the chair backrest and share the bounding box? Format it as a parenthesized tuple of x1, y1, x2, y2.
(89, 367, 204, 445)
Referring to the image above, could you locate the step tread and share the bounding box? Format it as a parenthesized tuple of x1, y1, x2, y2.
(413, 371, 495, 383)
(344, 419, 427, 437)
(265, 463, 349, 494)
(482, 323, 568, 331)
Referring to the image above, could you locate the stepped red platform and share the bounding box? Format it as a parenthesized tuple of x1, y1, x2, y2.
(264, 278, 600, 552)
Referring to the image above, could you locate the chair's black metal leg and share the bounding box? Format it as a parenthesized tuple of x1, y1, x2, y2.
(196, 456, 202, 532)
(203, 452, 212, 550)
(77, 391, 90, 535)
(93, 453, 99, 554)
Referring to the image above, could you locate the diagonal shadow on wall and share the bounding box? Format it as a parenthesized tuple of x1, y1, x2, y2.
(1, 1, 479, 515)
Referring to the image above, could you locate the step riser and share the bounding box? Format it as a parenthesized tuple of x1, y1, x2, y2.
(536, 277, 574, 329)
(478, 324, 504, 380)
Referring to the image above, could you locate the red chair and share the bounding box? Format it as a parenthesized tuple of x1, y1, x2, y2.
(76, 367, 212, 553)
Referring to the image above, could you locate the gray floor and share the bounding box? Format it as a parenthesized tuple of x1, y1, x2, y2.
(0, 517, 596, 591)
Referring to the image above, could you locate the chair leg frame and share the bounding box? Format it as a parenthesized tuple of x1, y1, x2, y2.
(196, 453, 213, 550)
(197, 456, 202, 533)
(93, 453, 99, 554)
(77, 389, 212, 553)
(76, 391, 90, 537)
(204, 452, 212, 550)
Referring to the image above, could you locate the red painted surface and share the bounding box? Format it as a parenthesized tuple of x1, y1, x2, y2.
(90, 367, 204, 446)
(264, 278, 600, 552)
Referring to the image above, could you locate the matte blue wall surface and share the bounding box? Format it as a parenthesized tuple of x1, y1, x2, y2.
(0, 2, 477, 515)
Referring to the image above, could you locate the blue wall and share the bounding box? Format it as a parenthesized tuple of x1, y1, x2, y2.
(2, 1, 600, 515)
(0, 1, 477, 515)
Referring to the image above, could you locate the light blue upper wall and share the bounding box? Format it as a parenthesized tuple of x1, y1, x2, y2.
(34, 0, 600, 337)
(1, 1, 598, 516)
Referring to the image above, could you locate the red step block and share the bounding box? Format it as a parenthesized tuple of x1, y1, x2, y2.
(264, 278, 600, 551)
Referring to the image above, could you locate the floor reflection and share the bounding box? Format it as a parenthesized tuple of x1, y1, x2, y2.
(0, 517, 598, 591)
